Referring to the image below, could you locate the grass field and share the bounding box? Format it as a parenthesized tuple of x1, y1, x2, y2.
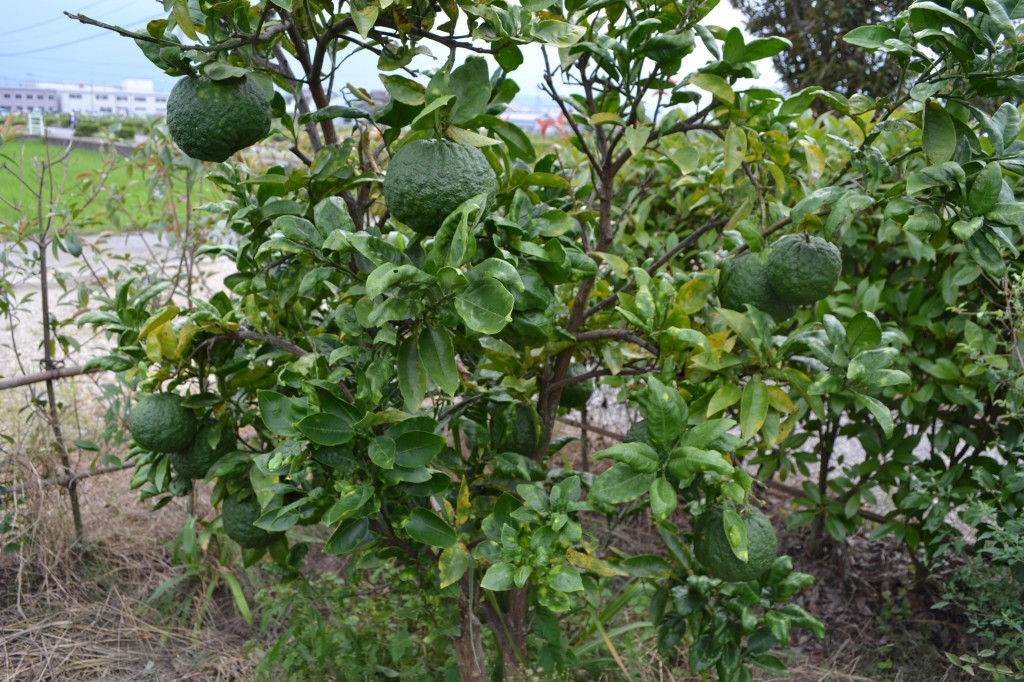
(0, 138, 214, 234)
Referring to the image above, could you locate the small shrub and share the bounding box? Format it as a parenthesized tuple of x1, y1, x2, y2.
(935, 504, 1024, 677)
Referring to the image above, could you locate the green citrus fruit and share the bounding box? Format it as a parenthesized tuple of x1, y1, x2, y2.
(765, 234, 842, 305)
(500, 309, 553, 347)
(127, 393, 198, 453)
(382, 139, 498, 235)
(624, 419, 650, 446)
(718, 251, 798, 321)
(693, 506, 778, 583)
(491, 401, 542, 455)
(169, 420, 236, 480)
(222, 490, 279, 549)
(166, 75, 272, 162)
(559, 364, 594, 410)
(643, 30, 695, 64)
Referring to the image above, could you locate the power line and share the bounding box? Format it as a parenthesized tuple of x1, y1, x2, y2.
(0, 15, 162, 57)
(0, 0, 113, 38)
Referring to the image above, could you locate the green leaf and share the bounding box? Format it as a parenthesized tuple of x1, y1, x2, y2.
(481, 562, 515, 591)
(315, 196, 357, 234)
(743, 36, 792, 61)
(723, 507, 749, 562)
(394, 431, 445, 468)
(428, 194, 484, 271)
(172, 0, 198, 39)
(922, 102, 956, 164)
(406, 508, 457, 548)
(707, 384, 742, 416)
(418, 327, 460, 396)
(83, 354, 135, 372)
(680, 419, 739, 449)
(369, 436, 396, 469)
(273, 215, 323, 249)
(365, 263, 433, 299)
(619, 555, 672, 579)
(324, 517, 371, 555)
(257, 390, 307, 437)
(439, 543, 471, 588)
(410, 94, 454, 128)
(987, 202, 1024, 227)
(449, 58, 491, 124)
(667, 447, 733, 481)
(981, 0, 1015, 39)
(740, 379, 769, 441)
(446, 126, 502, 147)
(636, 376, 689, 447)
(455, 278, 514, 334)
(843, 25, 898, 49)
(468, 258, 525, 291)
(529, 20, 586, 47)
(322, 483, 374, 524)
(296, 413, 354, 446)
(590, 463, 657, 504)
(397, 335, 427, 412)
(591, 442, 661, 473)
(203, 62, 247, 80)
(623, 125, 651, 158)
(846, 311, 882, 354)
(777, 86, 821, 117)
(649, 477, 678, 521)
(968, 162, 1003, 216)
(853, 393, 894, 438)
(351, 3, 378, 38)
(299, 105, 370, 123)
(548, 565, 584, 593)
(380, 74, 426, 105)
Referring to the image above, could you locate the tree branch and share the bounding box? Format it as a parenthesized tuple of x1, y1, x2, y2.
(65, 12, 288, 53)
(585, 214, 726, 318)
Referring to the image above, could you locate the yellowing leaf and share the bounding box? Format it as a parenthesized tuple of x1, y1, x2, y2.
(689, 73, 735, 105)
(766, 386, 796, 414)
(723, 125, 746, 176)
(591, 112, 625, 125)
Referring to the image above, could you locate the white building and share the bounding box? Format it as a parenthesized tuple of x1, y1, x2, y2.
(25, 79, 170, 117)
(0, 86, 60, 113)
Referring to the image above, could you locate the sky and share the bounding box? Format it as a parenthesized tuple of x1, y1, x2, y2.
(0, 0, 778, 102)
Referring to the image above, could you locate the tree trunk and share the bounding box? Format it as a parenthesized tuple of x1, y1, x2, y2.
(481, 588, 529, 679)
(452, 586, 488, 682)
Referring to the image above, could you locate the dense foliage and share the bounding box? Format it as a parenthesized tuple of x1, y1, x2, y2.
(63, 0, 1024, 678)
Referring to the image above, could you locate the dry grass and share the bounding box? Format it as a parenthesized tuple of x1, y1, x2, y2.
(0, 469, 257, 681)
(0, 397, 985, 682)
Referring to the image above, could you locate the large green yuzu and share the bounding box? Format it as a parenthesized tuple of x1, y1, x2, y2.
(718, 251, 798, 321)
(166, 75, 272, 162)
(765, 234, 842, 305)
(693, 506, 778, 582)
(169, 420, 236, 480)
(383, 139, 498, 235)
(624, 419, 651, 446)
(559, 364, 594, 410)
(127, 393, 198, 453)
(491, 401, 542, 455)
(222, 490, 278, 549)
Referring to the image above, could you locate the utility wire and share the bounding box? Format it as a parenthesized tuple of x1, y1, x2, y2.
(0, 0, 113, 38)
(0, 15, 162, 57)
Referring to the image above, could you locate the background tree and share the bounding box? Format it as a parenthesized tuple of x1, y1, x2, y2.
(731, 0, 907, 99)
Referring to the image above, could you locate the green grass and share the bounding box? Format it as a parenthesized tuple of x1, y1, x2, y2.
(0, 138, 210, 234)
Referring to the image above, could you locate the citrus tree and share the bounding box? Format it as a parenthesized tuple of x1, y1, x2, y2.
(73, 0, 1024, 678)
